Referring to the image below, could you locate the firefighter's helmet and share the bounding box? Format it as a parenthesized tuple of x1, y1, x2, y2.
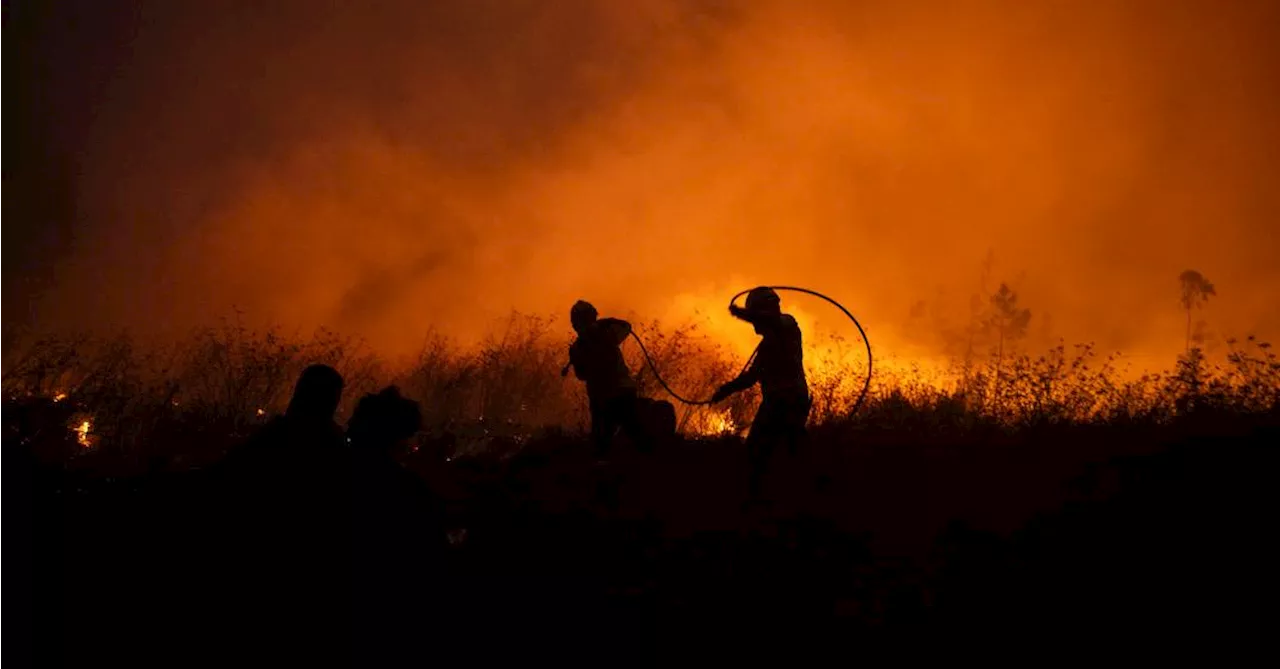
(744, 287, 781, 315)
(571, 300, 598, 325)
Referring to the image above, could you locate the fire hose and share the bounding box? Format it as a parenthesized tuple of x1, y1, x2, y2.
(628, 286, 873, 415)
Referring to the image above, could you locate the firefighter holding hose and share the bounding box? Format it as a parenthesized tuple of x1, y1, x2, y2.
(562, 300, 646, 459)
(711, 287, 812, 502)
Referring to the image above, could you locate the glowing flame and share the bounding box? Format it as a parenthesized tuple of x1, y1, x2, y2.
(693, 409, 737, 437)
(53, 392, 68, 403)
(709, 411, 736, 435)
(256, 408, 266, 417)
(76, 420, 92, 448)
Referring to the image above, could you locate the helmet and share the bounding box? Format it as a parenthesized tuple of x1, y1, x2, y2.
(744, 287, 781, 314)
(571, 300, 598, 323)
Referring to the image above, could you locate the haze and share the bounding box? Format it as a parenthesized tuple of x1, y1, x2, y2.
(8, 0, 1280, 364)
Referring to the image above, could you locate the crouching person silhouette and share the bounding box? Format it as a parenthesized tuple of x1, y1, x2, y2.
(711, 287, 812, 503)
(563, 300, 646, 460)
(347, 386, 455, 665)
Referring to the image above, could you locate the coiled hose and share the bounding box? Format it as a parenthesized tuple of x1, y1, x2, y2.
(630, 286, 873, 416)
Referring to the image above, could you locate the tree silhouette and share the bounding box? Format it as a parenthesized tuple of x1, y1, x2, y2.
(986, 283, 1031, 402)
(1178, 270, 1216, 353)
(959, 250, 997, 387)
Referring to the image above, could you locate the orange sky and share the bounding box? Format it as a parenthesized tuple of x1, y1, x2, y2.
(25, 0, 1280, 364)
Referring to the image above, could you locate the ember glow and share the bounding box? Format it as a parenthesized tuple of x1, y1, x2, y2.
(704, 410, 737, 438)
(10, 0, 1280, 371)
(75, 420, 92, 448)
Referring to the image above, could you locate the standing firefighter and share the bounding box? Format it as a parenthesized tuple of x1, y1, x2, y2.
(711, 287, 811, 501)
(563, 300, 645, 458)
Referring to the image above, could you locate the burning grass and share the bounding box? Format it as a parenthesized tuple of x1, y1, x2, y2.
(4, 312, 1278, 474)
(9, 315, 1279, 662)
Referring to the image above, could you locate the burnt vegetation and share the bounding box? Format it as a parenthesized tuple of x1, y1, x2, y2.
(7, 293, 1280, 664)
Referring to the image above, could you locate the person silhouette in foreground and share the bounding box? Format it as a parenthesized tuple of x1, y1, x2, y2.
(347, 387, 443, 572)
(346, 386, 452, 666)
(563, 300, 645, 459)
(711, 287, 811, 503)
(216, 364, 352, 664)
(228, 362, 348, 486)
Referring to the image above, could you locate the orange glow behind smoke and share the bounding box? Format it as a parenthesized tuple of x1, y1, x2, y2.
(32, 0, 1280, 369)
(658, 287, 953, 387)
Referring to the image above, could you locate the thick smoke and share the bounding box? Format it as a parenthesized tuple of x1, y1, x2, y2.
(22, 0, 1280, 362)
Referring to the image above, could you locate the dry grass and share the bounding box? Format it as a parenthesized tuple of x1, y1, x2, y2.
(4, 312, 1277, 473)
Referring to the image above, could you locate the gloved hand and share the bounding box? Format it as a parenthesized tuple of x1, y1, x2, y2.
(711, 383, 734, 403)
(729, 304, 748, 320)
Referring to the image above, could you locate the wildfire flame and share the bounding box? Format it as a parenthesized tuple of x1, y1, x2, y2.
(53, 392, 68, 403)
(76, 420, 92, 448)
(708, 411, 736, 435)
(694, 409, 737, 437)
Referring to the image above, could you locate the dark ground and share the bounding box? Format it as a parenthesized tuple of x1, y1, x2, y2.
(7, 409, 1279, 667)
